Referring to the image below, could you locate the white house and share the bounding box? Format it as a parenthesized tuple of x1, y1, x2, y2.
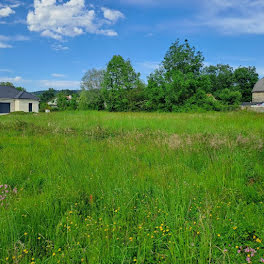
(0, 85, 39, 113)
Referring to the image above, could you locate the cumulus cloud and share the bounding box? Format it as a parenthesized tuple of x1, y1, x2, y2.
(101, 7, 125, 23)
(0, 6, 15, 17)
(27, 0, 124, 40)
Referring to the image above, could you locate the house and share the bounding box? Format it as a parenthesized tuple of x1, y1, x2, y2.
(0, 85, 39, 113)
(47, 98, 58, 107)
(252, 78, 264, 103)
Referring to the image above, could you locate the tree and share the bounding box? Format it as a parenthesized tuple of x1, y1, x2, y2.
(16, 86, 26, 92)
(102, 55, 141, 111)
(81, 69, 105, 91)
(79, 69, 105, 110)
(145, 68, 166, 111)
(40, 88, 56, 103)
(79, 89, 104, 110)
(202, 64, 235, 94)
(163, 39, 204, 77)
(234, 67, 259, 102)
(56, 91, 69, 110)
(146, 39, 207, 111)
(216, 88, 242, 106)
(0, 82, 15, 87)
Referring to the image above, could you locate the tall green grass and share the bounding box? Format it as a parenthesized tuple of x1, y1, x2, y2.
(0, 111, 264, 263)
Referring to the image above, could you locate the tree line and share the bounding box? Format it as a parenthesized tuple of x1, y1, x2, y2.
(79, 39, 259, 112)
(1, 39, 259, 112)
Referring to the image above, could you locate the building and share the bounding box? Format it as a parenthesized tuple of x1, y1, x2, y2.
(252, 78, 264, 103)
(0, 85, 39, 113)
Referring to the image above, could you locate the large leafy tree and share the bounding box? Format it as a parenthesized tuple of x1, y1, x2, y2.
(146, 39, 208, 111)
(102, 55, 142, 111)
(79, 69, 105, 110)
(202, 64, 235, 94)
(81, 69, 105, 91)
(234, 66, 259, 102)
(163, 39, 204, 77)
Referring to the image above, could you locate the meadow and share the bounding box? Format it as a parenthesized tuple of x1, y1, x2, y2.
(0, 110, 264, 264)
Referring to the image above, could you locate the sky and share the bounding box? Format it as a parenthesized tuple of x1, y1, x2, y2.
(0, 0, 263, 92)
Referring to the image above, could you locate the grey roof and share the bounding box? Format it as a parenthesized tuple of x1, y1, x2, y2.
(0, 86, 39, 100)
(252, 78, 264, 93)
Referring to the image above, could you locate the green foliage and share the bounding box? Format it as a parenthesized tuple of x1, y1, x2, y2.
(216, 88, 242, 106)
(0, 81, 15, 87)
(203, 64, 235, 93)
(102, 55, 143, 111)
(15, 86, 26, 92)
(145, 40, 223, 112)
(56, 92, 79, 110)
(39, 88, 56, 103)
(79, 69, 105, 110)
(163, 39, 204, 76)
(0, 82, 26, 92)
(144, 40, 259, 112)
(234, 67, 259, 102)
(81, 68, 105, 91)
(79, 89, 104, 110)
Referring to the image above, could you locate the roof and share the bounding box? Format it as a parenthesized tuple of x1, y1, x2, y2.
(252, 78, 264, 93)
(0, 86, 39, 100)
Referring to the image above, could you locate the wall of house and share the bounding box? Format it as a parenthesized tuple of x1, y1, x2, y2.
(252, 92, 264, 103)
(15, 99, 39, 113)
(0, 99, 15, 112)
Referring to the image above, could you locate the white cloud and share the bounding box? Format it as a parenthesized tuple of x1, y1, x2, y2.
(0, 76, 80, 90)
(101, 7, 125, 23)
(0, 69, 12, 73)
(0, 6, 15, 17)
(27, 0, 124, 40)
(39, 80, 80, 89)
(51, 73, 66, 78)
(200, 0, 264, 34)
(51, 43, 69, 51)
(0, 43, 12, 48)
(0, 34, 29, 48)
(0, 76, 22, 82)
(137, 61, 160, 71)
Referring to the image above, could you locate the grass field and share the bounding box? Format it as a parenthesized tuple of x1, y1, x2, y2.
(1, 111, 264, 264)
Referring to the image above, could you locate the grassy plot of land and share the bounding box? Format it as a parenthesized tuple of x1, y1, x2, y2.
(0, 111, 264, 264)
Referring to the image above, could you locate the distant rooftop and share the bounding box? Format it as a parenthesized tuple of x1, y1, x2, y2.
(0, 86, 39, 100)
(252, 78, 264, 93)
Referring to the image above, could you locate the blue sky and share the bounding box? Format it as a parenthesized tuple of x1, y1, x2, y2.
(0, 0, 263, 92)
